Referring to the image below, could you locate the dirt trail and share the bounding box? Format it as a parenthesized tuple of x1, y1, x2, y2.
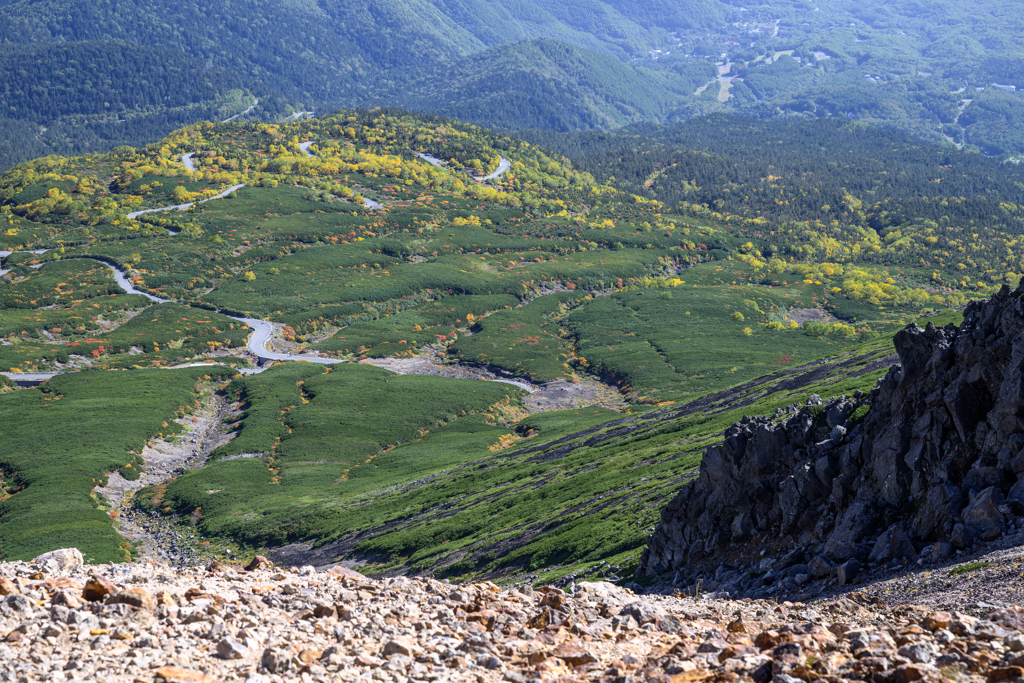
(94, 383, 236, 563)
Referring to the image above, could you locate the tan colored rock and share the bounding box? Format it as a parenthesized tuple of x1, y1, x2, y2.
(108, 588, 155, 611)
(539, 591, 566, 609)
(261, 646, 293, 674)
(183, 587, 213, 602)
(382, 636, 417, 657)
(727, 616, 748, 633)
(41, 576, 80, 593)
(0, 577, 18, 595)
(892, 664, 926, 682)
(5, 557, 1024, 683)
(988, 667, 1024, 682)
(205, 560, 228, 574)
(31, 547, 83, 571)
(244, 555, 272, 571)
(82, 574, 115, 602)
(466, 608, 498, 630)
(551, 642, 597, 667)
(216, 637, 249, 660)
(51, 590, 83, 609)
(328, 565, 368, 581)
(312, 604, 336, 619)
(528, 607, 552, 629)
(153, 665, 216, 683)
(921, 611, 952, 631)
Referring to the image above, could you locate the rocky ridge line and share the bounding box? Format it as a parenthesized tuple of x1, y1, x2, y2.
(641, 281, 1024, 600)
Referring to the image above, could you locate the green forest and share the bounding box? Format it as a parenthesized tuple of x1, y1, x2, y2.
(1, 0, 1023, 169)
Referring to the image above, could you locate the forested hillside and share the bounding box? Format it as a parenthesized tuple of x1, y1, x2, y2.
(388, 39, 715, 131)
(525, 115, 1024, 288)
(0, 0, 727, 169)
(1, 0, 1024, 170)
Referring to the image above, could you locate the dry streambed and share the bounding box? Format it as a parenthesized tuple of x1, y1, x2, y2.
(95, 385, 238, 566)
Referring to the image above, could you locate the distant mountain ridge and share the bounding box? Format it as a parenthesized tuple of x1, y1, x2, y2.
(1, 0, 1024, 169)
(0, 0, 730, 168)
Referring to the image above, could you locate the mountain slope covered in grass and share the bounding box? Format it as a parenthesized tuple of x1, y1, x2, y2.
(0, 111, 1013, 580)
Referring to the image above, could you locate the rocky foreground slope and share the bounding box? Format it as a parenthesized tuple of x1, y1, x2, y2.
(8, 549, 1024, 683)
(642, 281, 1024, 600)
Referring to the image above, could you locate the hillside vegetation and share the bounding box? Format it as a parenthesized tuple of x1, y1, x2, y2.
(0, 110, 1009, 580)
(1, 0, 1024, 169)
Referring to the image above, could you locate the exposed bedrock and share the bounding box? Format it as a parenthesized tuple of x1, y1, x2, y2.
(642, 282, 1024, 592)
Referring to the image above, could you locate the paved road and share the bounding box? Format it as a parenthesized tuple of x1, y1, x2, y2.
(415, 152, 445, 167)
(232, 317, 343, 365)
(416, 152, 510, 181)
(489, 379, 535, 392)
(6, 257, 334, 366)
(7, 151, 526, 387)
(0, 249, 49, 277)
(480, 157, 511, 181)
(126, 184, 245, 219)
(0, 249, 47, 257)
(222, 97, 259, 123)
(0, 371, 70, 384)
(100, 261, 168, 303)
(299, 142, 380, 209)
(5, 258, 537, 390)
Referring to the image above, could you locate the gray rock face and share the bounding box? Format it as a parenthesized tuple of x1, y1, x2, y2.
(868, 525, 918, 563)
(836, 559, 861, 586)
(642, 283, 1024, 581)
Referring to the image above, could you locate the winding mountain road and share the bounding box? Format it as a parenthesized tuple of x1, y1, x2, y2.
(221, 97, 259, 124)
(0, 255, 533, 387)
(480, 157, 511, 181)
(0, 251, 336, 367)
(134, 147, 508, 222)
(415, 153, 511, 182)
(99, 260, 168, 303)
(2, 148, 522, 385)
(126, 183, 245, 219)
(298, 142, 381, 209)
(231, 317, 342, 365)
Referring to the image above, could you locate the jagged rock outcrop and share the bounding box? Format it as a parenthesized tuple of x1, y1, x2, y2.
(642, 283, 1024, 590)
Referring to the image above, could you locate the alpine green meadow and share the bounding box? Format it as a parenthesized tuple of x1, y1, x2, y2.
(0, 109, 986, 580)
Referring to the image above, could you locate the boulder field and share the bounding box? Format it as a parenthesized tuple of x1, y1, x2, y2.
(6, 549, 1024, 682)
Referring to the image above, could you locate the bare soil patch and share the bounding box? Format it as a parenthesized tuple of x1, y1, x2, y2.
(787, 306, 837, 325)
(365, 349, 625, 413)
